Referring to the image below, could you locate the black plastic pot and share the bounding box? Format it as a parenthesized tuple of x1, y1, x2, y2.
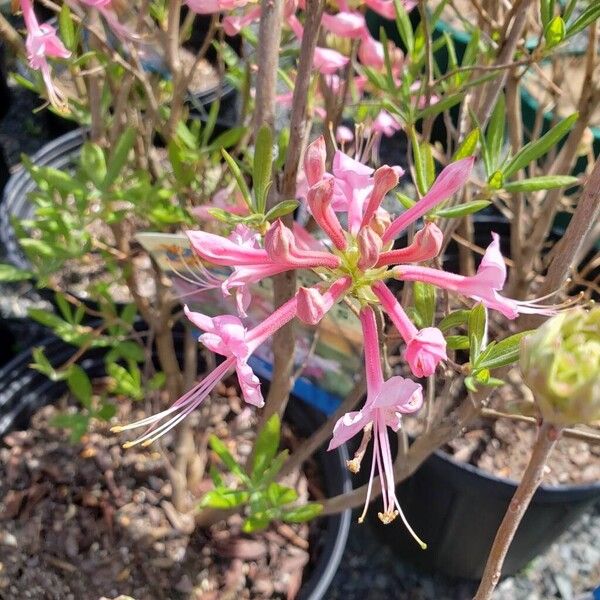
(0, 336, 351, 599)
(370, 448, 600, 580)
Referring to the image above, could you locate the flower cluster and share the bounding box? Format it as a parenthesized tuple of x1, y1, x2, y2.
(116, 136, 560, 533)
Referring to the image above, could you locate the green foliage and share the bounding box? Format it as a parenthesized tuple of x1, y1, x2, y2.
(199, 414, 322, 532)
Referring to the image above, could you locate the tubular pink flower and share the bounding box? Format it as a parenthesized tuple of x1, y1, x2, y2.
(376, 222, 443, 267)
(404, 328, 447, 378)
(394, 233, 559, 319)
(264, 220, 342, 269)
(21, 0, 71, 109)
(361, 165, 402, 229)
(297, 276, 352, 325)
(304, 136, 327, 186)
(313, 46, 350, 74)
(357, 227, 383, 271)
(328, 307, 426, 539)
(307, 179, 348, 251)
(358, 32, 386, 69)
(374, 280, 446, 377)
(365, 0, 417, 19)
(321, 11, 366, 38)
(223, 6, 261, 35)
(185, 0, 250, 13)
(187, 229, 269, 266)
(373, 110, 402, 137)
(382, 157, 475, 244)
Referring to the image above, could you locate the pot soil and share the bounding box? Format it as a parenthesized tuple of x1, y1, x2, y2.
(0, 338, 351, 599)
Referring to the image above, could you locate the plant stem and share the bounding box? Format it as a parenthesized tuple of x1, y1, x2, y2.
(474, 421, 561, 600)
(261, 0, 325, 422)
(253, 0, 284, 132)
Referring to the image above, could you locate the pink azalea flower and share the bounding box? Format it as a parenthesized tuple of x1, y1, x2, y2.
(394, 233, 559, 319)
(365, 0, 417, 19)
(373, 110, 402, 137)
(297, 276, 352, 324)
(376, 221, 443, 267)
(321, 11, 366, 38)
(185, 0, 250, 14)
(373, 281, 447, 377)
(328, 306, 426, 542)
(382, 157, 475, 243)
(116, 294, 300, 445)
(21, 0, 71, 109)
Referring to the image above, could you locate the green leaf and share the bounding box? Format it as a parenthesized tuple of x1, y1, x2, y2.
(30, 346, 67, 381)
(420, 142, 435, 189)
(452, 129, 479, 161)
(413, 282, 436, 327)
(433, 200, 491, 218)
(409, 128, 427, 196)
(438, 310, 470, 332)
(80, 143, 107, 189)
(395, 191, 416, 209)
(394, 0, 414, 54)
(199, 488, 249, 509)
(96, 402, 117, 421)
(58, 3, 76, 51)
(104, 127, 136, 188)
(488, 170, 504, 190)
(252, 414, 281, 481)
(0, 264, 32, 282)
(416, 91, 465, 120)
(281, 502, 323, 523)
(107, 362, 143, 401)
(446, 335, 470, 350)
(264, 200, 299, 222)
(464, 375, 478, 392)
(209, 435, 248, 482)
(468, 303, 487, 363)
(253, 125, 274, 214)
(54, 292, 73, 323)
(565, 4, 600, 39)
(221, 149, 253, 210)
(502, 175, 579, 193)
(486, 94, 505, 170)
(266, 482, 297, 507)
(106, 341, 145, 363)
(242, 514, 270, 533)
(544, 15, 565, 48)
(260, 449, 289, 484)
(540, 0, 554, 27)
(502, 113, 578, 179)
(51, 412, 90, 442)
(476, 330, 533, 370)
(148, 372, 166, 391)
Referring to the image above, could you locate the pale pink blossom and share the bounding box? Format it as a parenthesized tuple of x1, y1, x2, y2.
(376, 222, 443, 267)
(21, 0, 71, 109)
(373, 110, 402, 137)
(394, 233, 559, 319)
(223, 6, 261, 35)
(365, 0, 417, 19)
(382, 157, 475, 243)
(321, 11, 366, 38)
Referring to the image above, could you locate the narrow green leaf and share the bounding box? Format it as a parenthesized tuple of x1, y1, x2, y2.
(67, 365, 93, 408)
(54, 292, 73, 323)
(416, 91, 465, 120)
(565, 4, 600, 39)
(252, 414, 281, 481)
(488, 170, 504, 190)
(260, 449, 289, 484)
(80, 143, 107, 189)
(502, 175, 578, 193)
(394, 0, 414, 54)
(502, 113, 578, 179)
(409, 128, 427, 196)
(476, 331, 533, 370)
(221, 149, 253, 210)
(446, 335, 470, 350)
(487, 94, 505, 171)
(468, 303, 487, 363)
(104, 127, 136, 188)
(395, 191, 416, 209)
(264, 200, 299, 222)
(253, 125, 274, 214)
(413, 282, 436, 327)
(242, 514, 270, 532)
(96, 402, 117, 421)
(452, 129, 479, 161)
(266, 482, 298, 507)
(281, 502, 323, 523)
(209, 435, 248, 482)
(58, 3, 76, 51)
(544, 15, 565, 48)
(433, 200, 491, 218)
(0, 264, 32, 282)
(438, 310, 470, 332)
(199, 489, 249, 509)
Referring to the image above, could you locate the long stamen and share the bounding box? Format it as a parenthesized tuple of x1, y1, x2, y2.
(358, 429, 378, 524)
(393, 496, 428, 550)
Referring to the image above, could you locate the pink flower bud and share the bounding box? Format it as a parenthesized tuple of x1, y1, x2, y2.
(307, 179, 348, 250)
(304, 136, 326, 186)
(404, 327, 447, 378)
(264, 219, 295, 261)
(361, 165, 401, 228)
(296, 277, 352, 325)
(357, 227, 383, 270)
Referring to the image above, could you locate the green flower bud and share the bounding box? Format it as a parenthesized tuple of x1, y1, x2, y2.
(520, 307, 600, 426)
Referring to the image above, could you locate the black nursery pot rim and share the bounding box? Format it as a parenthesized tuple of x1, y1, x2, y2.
(0, 335, 351, 600)
(431, 442, 600, 500)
